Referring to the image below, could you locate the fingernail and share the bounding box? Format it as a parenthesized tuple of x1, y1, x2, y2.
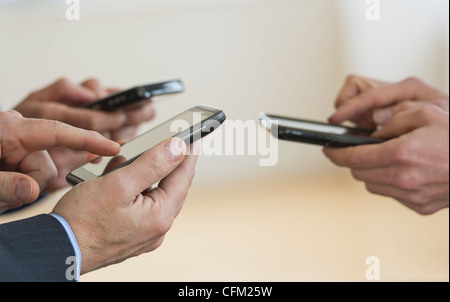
(165, 138, 186, 162)
(373, 108, 392, 125)
(14, 179, 32, 202)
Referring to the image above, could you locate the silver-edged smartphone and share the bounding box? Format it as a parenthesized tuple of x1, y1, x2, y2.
(259, 113, 385, 147)
(67, 105, 226, 186)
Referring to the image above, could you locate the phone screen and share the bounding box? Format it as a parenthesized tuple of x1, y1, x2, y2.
(69, 107, 220, 184)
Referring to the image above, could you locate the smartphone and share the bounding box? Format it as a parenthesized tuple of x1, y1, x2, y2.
(67, 105, 226, 186)
(259, 113, 385, 147)
(83, 79, 185, 111)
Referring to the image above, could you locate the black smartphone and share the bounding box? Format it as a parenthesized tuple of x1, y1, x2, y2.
(259, 113, 385, 147)
(67, 105, 226, 186)
(83, 79, 185, 112)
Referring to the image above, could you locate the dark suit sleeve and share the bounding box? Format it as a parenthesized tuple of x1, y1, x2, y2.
(0, 214, 76, 282)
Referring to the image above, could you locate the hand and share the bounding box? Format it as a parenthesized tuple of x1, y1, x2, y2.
(329, 75, 449, 127)
(324, 76, 449, 215)
(329, 74, 391, 129)
(78, 78, 156, 141)
(14, 78, 156, 191)
(0, 110, 120, 213)
(52, 138, 198, 274)
(14, 78, 127, 132)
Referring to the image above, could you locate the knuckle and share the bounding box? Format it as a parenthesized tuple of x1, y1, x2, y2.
(394, 170, 422, 191)
(347, 155, 364, 169)
(6, 110, 23, 118)
(384, 168, 399, 185)
(365, 183, 377, 194)
(84, 78, 101, 86)
(351, 170, 364, 182)
(86, 129, 102, 141)
(47, 119, 65, 131)
(391, 142, 413, 166)
(154, 218, 174, 237)
(415, 209, 431, 216)
(403, 76, 425, 88)
(107, 173, 130, 192)
(415, 205, 439, 216)
(346, 74, 359, 84)
(55, 77, 71, 88)
(427, 186, 448, 202)
(150, 237, 166, 251)
(404, 192, 423, 205)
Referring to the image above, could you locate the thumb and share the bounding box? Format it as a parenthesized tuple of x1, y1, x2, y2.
(0, 172, 40, 208)
(104, 138, 187, 196)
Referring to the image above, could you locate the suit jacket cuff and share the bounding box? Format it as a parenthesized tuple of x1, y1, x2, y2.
(0, 214, 78, 282)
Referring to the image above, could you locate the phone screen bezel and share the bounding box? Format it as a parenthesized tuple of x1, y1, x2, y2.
(67, 106, 225, 186)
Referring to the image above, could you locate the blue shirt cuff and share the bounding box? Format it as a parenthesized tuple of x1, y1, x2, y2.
(49, 213, 82, 282)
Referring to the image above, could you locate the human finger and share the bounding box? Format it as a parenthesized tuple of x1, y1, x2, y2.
(103, 138, 186, 202)
(329, 77, 429, 124)
(0, 171, 40, 209)
(322, 142, 396, 169)
(335, 75, 389, 109)
(17, 117, 121, 156)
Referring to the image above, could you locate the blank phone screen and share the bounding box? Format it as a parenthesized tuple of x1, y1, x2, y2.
(82, 108, 212, 177)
